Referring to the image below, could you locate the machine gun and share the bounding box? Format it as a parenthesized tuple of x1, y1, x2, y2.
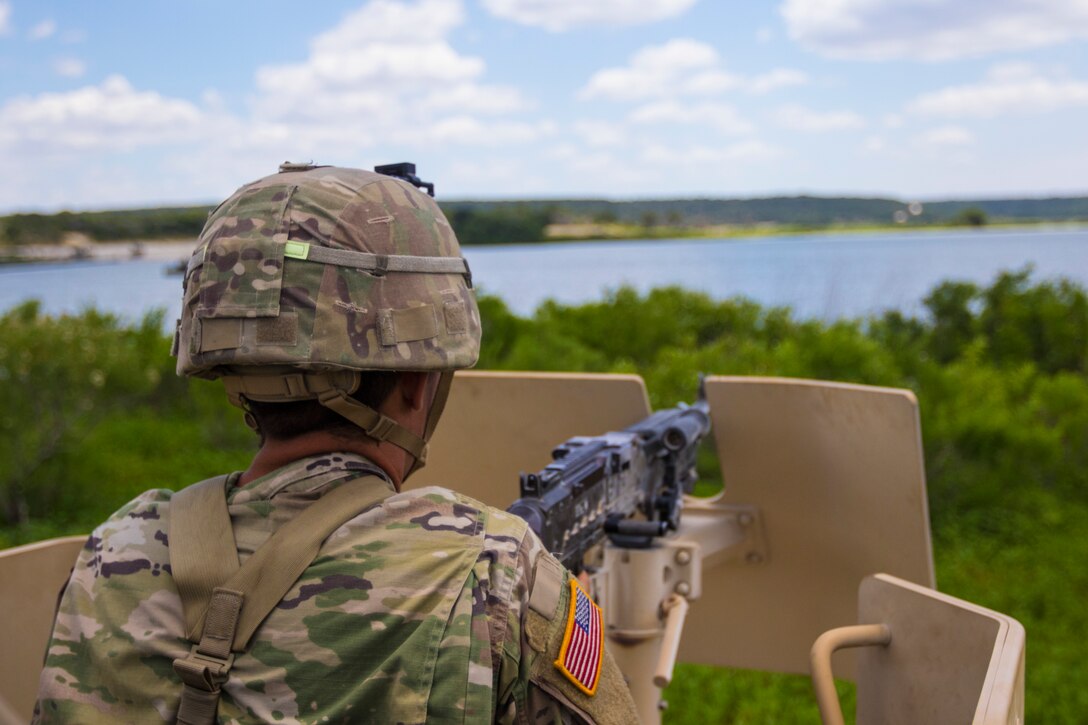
(507, 380, 711, 571)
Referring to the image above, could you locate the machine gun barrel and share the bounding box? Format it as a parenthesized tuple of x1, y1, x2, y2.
(507, 383, 712, 571)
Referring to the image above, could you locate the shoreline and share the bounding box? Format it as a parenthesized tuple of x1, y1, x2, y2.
(0, 238, 196, 266)
(543, 219, 1088, 243)
(1, 221, 1086, 267)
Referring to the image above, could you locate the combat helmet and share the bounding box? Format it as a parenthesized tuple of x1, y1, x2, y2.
(173, 162, 480, 473)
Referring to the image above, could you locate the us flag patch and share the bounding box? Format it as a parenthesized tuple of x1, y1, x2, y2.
(554, 579, 604, 695)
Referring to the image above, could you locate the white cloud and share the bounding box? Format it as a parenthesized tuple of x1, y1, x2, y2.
(630, 100, 753, 135)
(572, 120, 627, 148)
(748, 69, 808, 94)
(909, 63, 1088, 117)
(256, 42, 481, 92)
(548, 140, 787, 193)
(913, 126, 975, 147)
(635, 37, 719, 70)
(481, 0, 697, 32)
(774, 104, 867, 131)
(681, 69, 742, 95)
(201, 89, 226, 110)
(444, 157, 524, 188)
(0, 75, 204, 151)
(418, 84, 531, 114)
(781, 0, 1088, 61)
(52, 57, 85, 78)
(580, 38, 808, 100)
(256, 0, 481, 96)
(548, 147, 657, 187)
(0, 1, 10, 35)
(249, 0, 536, 152)
(862, 135, 885, 152)
(334, 0, 461, 43)
(0, 0, 539, 194)
(883, 113, 905, 129)
(30, 19, 56, 40)
(581, 39, 719, 101)
(424, 116, 555, 145)
(641, 140, 784, 165)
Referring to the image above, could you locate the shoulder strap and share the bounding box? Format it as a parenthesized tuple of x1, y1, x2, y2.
(218, 475, 393, 648)
(169, 475, 239, 640)
(168, 473, 393, 725)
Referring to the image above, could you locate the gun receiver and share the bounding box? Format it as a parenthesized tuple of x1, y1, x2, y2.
(507, 382, 712, 571)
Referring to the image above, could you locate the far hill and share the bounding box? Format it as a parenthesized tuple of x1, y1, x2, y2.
(442, 195, 1088, 226)
(2, 194, 1086, 247)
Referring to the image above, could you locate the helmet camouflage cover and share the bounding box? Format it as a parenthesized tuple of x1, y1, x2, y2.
(172, 164, 480, 469)
(175, 164, 480, 379)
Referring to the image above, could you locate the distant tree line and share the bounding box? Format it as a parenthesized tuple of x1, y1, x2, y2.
(0, 203, 555, 246)
(447, 195, 1088, 227)
(950, 207, 988, 227)
(2, 194, 1086, 246)
(441, 203, 556, 245)
(0, 207, 213, 245)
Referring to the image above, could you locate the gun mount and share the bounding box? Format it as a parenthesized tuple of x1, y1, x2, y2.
(420, 372, 1023, 725)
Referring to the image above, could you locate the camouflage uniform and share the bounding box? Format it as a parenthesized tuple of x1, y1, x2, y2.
(34, 452, 633, 723)
(34, 166, 638, 723)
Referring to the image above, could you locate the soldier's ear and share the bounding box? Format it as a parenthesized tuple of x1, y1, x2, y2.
(395, 371, 432, 413)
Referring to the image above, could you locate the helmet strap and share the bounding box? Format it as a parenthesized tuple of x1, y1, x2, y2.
(403, 371, 455, 478)
(221, 370, 453, 478)
(316, 388, 429, 470)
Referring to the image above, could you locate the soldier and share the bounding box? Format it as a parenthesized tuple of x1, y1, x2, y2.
(33, 164, 638, 724)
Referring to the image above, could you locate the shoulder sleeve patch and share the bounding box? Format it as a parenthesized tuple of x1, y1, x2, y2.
(524, 576, 640, 724)
(554, 579, 605, 696)
(528, 553, 564, 619)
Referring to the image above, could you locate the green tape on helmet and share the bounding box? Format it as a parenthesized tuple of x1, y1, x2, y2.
(283, 241, 310, 260)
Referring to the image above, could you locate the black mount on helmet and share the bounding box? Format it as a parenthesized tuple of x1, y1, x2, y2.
(374, 162, 435, 197)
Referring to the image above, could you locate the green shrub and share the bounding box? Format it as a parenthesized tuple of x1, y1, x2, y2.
(3, 268, 1087, 722)
(0, 303, 176, 527)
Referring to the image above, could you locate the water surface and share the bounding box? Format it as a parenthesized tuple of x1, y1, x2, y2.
(1, 226, 1085, 325)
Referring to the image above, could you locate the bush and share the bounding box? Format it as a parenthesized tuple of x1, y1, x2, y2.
(4, 269, 1087, 722)
(0, 302, 249, 535)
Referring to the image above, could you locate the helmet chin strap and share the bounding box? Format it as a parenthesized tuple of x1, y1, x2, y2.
(409, 370, 454, 477)
(316, 388, 430, 472)
(221, 370, 454, 481)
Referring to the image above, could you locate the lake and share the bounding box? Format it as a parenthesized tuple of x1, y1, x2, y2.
(1, 226, 1086, 325)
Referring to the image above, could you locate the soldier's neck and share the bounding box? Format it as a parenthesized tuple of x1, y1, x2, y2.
(238, 431, 406, 490)
(238, 373, 434, 491)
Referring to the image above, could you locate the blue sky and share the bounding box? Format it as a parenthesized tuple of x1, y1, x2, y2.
(1, 0, 1087, 211)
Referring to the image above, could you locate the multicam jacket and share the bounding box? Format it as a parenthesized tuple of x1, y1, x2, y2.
(33, 453, 636, 724)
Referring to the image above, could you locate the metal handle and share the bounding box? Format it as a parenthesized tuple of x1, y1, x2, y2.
(652, 594, 691, 688)
(809, 624, 892, 725)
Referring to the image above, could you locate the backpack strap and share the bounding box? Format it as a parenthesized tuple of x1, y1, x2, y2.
(168, 473, 393, 725)
(169, 476, 238, 640)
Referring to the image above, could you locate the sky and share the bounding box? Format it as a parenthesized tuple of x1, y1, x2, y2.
(1, 0, 1087, 212)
